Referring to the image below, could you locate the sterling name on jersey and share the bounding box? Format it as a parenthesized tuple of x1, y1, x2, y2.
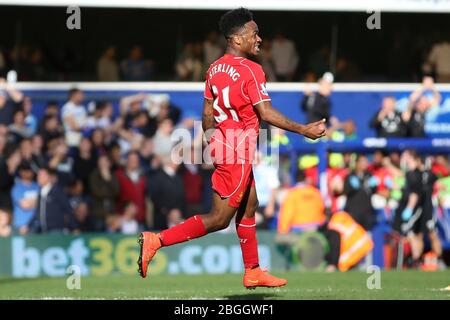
(204, 54, 271, 162)
(204, 53, 271, 133)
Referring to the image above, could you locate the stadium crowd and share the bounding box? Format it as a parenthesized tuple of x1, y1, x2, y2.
(0, 74, 449, 270)
(1, 29, 449, 83)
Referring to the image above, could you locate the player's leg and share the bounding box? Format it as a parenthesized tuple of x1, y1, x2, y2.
(235, 185, 260, 269)
(406, 230, 423, 267)
(236, 184, 287, 288)
(138, 191, 237, 278)
(420, 205, 443, 260)
(428, 230, 443, 258)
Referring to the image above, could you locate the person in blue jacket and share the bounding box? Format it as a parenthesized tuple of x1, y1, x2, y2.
(25, 166, 74, 234)
(11, 161, 39, 234)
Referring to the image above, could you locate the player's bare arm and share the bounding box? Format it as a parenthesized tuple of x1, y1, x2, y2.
(255, 100, 327, 140)
(202, 98, 215, 142)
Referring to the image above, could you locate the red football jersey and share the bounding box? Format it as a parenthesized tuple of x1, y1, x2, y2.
(204, 53, 271, 134)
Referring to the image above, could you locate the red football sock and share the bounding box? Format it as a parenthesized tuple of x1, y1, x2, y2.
(236, 216, 259, 269)
(159, 215, 207, 247)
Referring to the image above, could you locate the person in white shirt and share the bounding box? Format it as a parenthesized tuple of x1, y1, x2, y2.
(253, 151, 280, 228)
(424, 39, 450, 83)
(120, 202, 139, 235)
(271, 32, 299, 82)
(61, 88, 87, 147)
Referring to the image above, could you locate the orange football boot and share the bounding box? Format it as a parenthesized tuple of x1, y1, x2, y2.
(137, 232, 162, 278)
(243, 267, 287, 289)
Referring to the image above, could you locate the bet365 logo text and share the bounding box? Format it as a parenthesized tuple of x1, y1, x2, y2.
(66, 6, 81, 30)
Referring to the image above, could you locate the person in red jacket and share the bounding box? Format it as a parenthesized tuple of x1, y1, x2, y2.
(115, 151, 146, 225)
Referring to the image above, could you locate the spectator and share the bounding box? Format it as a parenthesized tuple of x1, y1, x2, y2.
(120, 46, 154, 81)
(423, 36, 450, 83)
(148, 156, 185, 230)
(327, 153, 350, 212)
(23, 48, 46, 81)
(89, 155, 120, 231)
(40, 114, 64, 148)
(118, 93, 146, 128)
(175, 42, 203, 81)
(343, 155, 378, 230)
(97, 46, 119, 81)
(108, 142, 123, 171)
(61, 88, 87, 147)
(31, 134, 46, 167)
(117, 115, 146, 156)
(22, 96, 38, 135)
(258, 39, 277, 82)
(0, 144, 20, 211)
(308, 46, 331, 80)
(326, 118, 358, 142)
(367, 150, 393, 200)
(0, 77, 24, 126)
(431, 154, 450, 178)
(153, 118, 175, 159)
(19, 138, 45, 172)
(403, 76, 441, 138)
(271, 32, 299, 81)
(73, 137, 97, 193)
(0, 208, 11, 237)
(370, 96, 406, 138)
(139, 138, 160, 175)
(203, 31, 224, 68)
(8, 109, 33, 144)
(26, 167, 73, 234)
(301, 73, 333, 124)
(71, 201, 96, 234)
(167, 208, 184, 228)
(11, 161, 39, 234)
(91, 128, 108, 156)
(86, 101, 114, 132)
(120, 202, 139, 234)
(277, 170, 326, 234)
(334, 57, 360, 82)
(116, 151, 146, 225)
(253, 151, 280, 229)
(67, 179, 85, 209)
(180, 148, 203, 217)
(175, 110, 202, 150)
(38, 101, 61, 133)
(47, 139, 74, 188)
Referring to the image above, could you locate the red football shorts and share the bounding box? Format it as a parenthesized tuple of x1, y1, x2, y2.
(212, 162, 255, 208)
(209, 120, 257, 208)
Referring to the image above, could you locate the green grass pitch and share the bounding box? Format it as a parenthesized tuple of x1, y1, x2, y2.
(0, 270, 449, 300)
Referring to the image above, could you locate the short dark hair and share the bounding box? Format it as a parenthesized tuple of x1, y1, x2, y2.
(219, 7, 253, 39)
(68, 88, 82, 99)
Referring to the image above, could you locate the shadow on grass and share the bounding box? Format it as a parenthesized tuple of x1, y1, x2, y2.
(224, 292, 280, 300)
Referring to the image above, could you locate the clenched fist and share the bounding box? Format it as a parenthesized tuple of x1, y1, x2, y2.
(302, 118, 327, 140)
